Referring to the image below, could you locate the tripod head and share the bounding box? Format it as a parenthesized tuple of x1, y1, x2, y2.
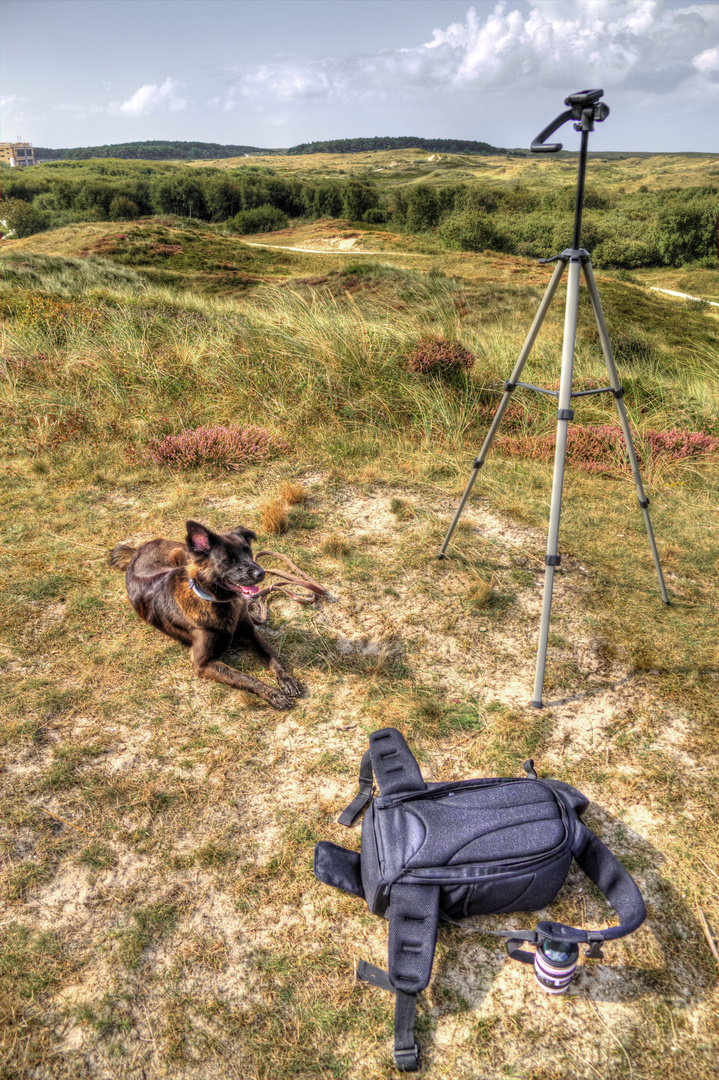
(531, 89, 609, 154)
(531, 90, 610, 251)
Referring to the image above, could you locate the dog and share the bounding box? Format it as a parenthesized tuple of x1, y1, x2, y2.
(110, 520, 302, 710)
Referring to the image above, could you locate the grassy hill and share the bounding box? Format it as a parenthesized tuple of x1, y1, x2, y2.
(1, 155, 718, 1080)
(4, 152, 716, 279)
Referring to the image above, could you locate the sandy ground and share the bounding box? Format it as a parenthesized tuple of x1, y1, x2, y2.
(3, 479, 717, 1079)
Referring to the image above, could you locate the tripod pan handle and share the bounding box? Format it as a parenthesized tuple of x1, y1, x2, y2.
(531, 107, 574, 153)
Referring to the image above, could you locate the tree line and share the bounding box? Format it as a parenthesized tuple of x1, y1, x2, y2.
(30, 136, 516, 162)
(2, 159, 716, 269)
(285, 137, 516, 155)
(33, 141, 274, 161)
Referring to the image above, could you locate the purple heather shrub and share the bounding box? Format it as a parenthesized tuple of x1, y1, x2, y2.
(644, 428, 719, 462)
(406, 336, 475, 376)
(142, 424, 288, 471)
(495, 424, 719, 474)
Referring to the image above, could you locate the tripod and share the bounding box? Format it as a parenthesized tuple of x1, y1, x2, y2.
(438, 89, 669, 708)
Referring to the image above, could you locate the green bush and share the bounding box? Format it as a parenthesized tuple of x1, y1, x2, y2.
(228, 204, 289, 233)
(656, 194, 719, 266)
(309, 182, 343, 218)
(204, 175, 244, 221)
(0, 198, 49, 238)
(438, 210, 504, 252)
(108, 195, 140, 221)
(151, 175, 208, 219)
(502, 185, 541, 212)
(405, 185, 440, 232)
(457, 186, 500, 213)
(362, 207, 389, 224)
(507, 210, 559, 259)
(593, 236, 659, 269)
(341, 181, 378, 221)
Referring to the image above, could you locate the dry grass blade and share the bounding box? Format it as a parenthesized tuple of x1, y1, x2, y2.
(697, 907, 719, 973)
(37, 808, 93, 836)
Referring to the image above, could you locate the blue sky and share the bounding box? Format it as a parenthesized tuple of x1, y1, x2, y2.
(1, 0, 717, 151)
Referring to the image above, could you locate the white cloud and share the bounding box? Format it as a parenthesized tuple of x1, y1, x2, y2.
(54, 77, 189, 120)
(108, 77, 187, 116)
(0, 93, 45, 127)
(693, 45, 719, 76)
(224, 1, 719, 105)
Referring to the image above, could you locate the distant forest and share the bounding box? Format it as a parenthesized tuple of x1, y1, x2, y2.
(31, 136, 517, 162)
(286, 137, 518, 156)
(33, 141, 273, 161)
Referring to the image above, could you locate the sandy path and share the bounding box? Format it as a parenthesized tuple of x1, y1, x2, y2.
(242, 239, 426, 256)
(649, 285, 719, 306)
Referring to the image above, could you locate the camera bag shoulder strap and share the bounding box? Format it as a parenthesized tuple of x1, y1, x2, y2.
(575, 827, 646, 939)
(498, 823, 647, 965)
(338, 727, 426, 825)
(534, 822, 646, 946)
(340, 729, 436, 1072)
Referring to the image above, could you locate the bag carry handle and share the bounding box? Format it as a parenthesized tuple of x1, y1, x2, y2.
(500, 828, 646, 964)
(568, 826, 646, 943)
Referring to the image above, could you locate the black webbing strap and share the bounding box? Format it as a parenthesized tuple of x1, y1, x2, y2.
(394, 991, 420, 1072)
(369, 728, 426, 796)
(506, 938, 536, 965)
(356, 963, 420, 1072)
(440, 909, 539, 963)
(357, 959, 394, 992)
(338, 730, 426, 826)
(338, 750, 374, 826)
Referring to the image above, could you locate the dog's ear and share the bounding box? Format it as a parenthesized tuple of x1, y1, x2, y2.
(186, 521, 215, 555)
(230, 527, 257, 544)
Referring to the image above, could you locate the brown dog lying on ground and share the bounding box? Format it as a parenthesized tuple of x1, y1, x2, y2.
(110, 520, 302, 710)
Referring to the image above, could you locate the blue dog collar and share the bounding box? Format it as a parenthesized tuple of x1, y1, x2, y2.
(188, 577, 220, 603)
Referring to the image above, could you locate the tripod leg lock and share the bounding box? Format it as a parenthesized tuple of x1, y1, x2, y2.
(472, 458, 484, 469)
(557, 408, 574, 421)
(546, 555, 561, 566)
(638, 496, 649, 509)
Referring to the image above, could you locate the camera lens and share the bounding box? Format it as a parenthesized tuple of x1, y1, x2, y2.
(534, 938, 579, 994)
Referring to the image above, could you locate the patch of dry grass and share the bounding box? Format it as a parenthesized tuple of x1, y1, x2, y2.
(260, 496, 289, 535)
(278, 480, 307, 506)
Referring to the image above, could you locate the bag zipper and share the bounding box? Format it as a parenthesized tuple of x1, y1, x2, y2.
(383, 777, 541, 807)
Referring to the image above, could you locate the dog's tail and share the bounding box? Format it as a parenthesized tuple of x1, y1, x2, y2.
(109, 543, 136, 570)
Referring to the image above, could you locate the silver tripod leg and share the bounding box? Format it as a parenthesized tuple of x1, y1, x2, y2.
(531, 257, 583, 707)
(582, 261, 669, 605)
(438, 259, 567, 558)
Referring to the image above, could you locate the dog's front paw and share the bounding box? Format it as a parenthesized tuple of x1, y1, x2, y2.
(268, 689, 295, 710)
(278, 673, 302, 698)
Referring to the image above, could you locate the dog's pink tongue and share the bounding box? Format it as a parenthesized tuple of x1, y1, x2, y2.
(240, 584, 260, 595)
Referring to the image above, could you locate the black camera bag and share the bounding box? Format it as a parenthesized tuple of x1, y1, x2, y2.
(314, 727, 646, 1072)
